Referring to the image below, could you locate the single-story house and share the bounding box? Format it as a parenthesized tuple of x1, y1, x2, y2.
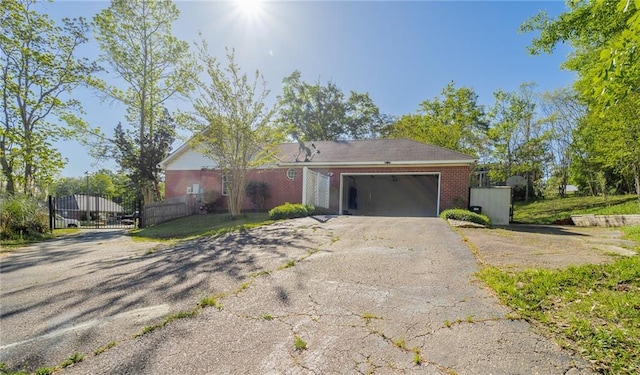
(55, 194, 125, 220)
(159, 138, 477, 217)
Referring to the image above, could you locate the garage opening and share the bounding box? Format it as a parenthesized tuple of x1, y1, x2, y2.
(340, 173, 439, 217)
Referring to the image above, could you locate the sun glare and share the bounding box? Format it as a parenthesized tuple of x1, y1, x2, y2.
(235, 0, 263, 18)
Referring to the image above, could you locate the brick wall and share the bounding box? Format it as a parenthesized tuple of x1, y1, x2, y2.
(165, 165, 473, 214)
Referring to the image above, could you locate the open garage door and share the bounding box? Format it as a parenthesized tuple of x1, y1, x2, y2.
(341, 173, 439, 217)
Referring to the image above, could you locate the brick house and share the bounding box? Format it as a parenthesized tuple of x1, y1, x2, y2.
(159, 138, 476, 217)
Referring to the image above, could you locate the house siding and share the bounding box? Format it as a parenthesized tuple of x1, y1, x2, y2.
(165, 165, 472, 214)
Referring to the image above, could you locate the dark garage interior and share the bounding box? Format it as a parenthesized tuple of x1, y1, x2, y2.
(341, 174, 439, 217)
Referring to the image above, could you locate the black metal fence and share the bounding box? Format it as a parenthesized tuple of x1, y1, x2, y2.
(49, 194, 142, 229)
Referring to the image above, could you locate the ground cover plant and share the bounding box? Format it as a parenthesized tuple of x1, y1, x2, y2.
(439, 208, 491, 226)
(479, 195, 640, 374)
(512, 194, 639, 224)
(479, 257, 640, 374)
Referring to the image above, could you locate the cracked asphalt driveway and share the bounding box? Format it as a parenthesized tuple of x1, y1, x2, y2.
(1, 217, 592, 374)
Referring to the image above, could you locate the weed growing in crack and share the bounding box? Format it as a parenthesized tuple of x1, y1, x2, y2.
(392, 338, 407, 350)
(279, 259, 296, 270)
(234, 281, 252, 294)
(94, 341, 117, 356)
(412, 347, 422, 365)
(35, 366, 55, 375)
(60, 353, 84, 368)
(138, 310, 198, 337)
(361, 312, 382, 321)
(262, 314, 274, 320)
(249, 269, 272, 277)
(294, 335, 307, 351)
(466, 315, 474, 323)
(444, 320, 452, 328)
(199, 296, 223, 310)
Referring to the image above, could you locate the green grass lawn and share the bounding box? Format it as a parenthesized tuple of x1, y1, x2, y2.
(131, 212, 272, 240)
(479, 257, 640, 374)
(513, 194, 640, 224)
(481, 194, 640, 374)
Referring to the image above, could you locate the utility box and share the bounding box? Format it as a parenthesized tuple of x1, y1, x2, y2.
(469, 206, 482, 214)
(469, 187, 512, 225)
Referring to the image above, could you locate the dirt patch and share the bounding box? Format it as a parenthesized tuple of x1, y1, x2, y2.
(457, 224, 638, 271)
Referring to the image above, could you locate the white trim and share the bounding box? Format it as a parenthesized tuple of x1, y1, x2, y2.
(338, 172, 441, 215)
(301, 167, 308, 204)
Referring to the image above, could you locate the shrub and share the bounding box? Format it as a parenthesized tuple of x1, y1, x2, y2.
(200, 190, 222, 213)
(0, 194, 50, 239)
(268, 203, 310, 220)
(244, 181, 269, 210)
(439, 208, 492, 227)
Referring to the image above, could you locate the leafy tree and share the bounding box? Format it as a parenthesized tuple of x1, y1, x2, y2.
(277, 70, 389, 141)
(186, 45, 281, 216)
(522, 0, 640, 198)
(488, 83, 551, 201)
(93, 0, 198, 203)
(0, 0, 99, 196)
(539, 87, 585, 197)
(383, 82, 487, 156)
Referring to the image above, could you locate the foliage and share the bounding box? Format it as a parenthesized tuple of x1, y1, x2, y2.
(200, 190, 221, 213)
(439, 208, 491, 227)
(383, 82, 487, 157)
(268, 203, 311, 220)
(0, 0, 100, 196)
(513, 195, 640, 225)
(0, 193, 49, 240)
(293, 335, 307, 351)
(488, 83, 552, 201)
(93, 0, 198, 203)
(244, 181, 269, 210)
(131, 212, 271, 240)
(479, 256, 640, 374)
(186, 44, 281, 216)
(51, 169, 133, 197)
(277, 70, 391, 141)
(522, 0, 640, 199)
(539, 87, 585, 198)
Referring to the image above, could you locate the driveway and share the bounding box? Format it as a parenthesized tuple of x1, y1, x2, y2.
(0, 217, 591, 374)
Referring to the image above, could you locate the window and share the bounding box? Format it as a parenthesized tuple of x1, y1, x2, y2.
(286, 168, 298, 180)
(222, 174, 230, 196)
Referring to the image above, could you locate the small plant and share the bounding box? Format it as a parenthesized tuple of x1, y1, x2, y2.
(245, 181, 270, 210)
(35, 366, 56, 375)
(262, 314, 274, 320)
(138, 310, 198, 337)
(94, 341, 117, 355)
(60, 352, 84, 368)
(466, 315, 474, 323)
(439, 209, 491, 227)
(249, 269, 272, 277)
(199, 296, 223, 310)
(361, 312, 381, 321)
(444, 319, 452, 328)
(234, 281, 251, 294)
(279, 259, 296, 270)
(294, 335, 308, 351)
(392, 338, 407, 350)
(413, 349, 422, 365)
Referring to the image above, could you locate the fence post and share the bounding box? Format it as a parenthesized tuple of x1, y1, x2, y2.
(48, 195, 54, 232)
(138, 199, 145, 229)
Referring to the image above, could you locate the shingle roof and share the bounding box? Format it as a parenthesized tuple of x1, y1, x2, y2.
(275, 138, 476, 165)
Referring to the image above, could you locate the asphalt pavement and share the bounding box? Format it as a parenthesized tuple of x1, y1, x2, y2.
(0, 217, 592, 374)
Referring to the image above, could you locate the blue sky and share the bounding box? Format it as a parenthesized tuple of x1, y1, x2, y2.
(42, 1, 574, 177)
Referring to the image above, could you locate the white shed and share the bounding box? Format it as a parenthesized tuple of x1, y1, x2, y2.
(469, 187, 512, 225)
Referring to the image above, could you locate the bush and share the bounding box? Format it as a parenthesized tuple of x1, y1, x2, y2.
(439, 208, 492, 227)
(0, 194, 50, 240)
(200, 190, 222, 213)
(268, 203, 310, 220)
(244, 181, 269, 210)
